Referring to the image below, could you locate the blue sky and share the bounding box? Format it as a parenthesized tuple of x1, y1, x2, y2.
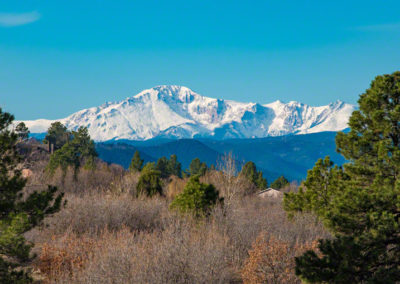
(1, 0, 400, 120)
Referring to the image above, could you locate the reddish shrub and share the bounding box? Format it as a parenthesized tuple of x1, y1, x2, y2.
(241, 232, 319, 284)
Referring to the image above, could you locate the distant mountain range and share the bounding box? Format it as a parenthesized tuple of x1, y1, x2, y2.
(96, 132, 346, 182)
(19, 85, 354, 141)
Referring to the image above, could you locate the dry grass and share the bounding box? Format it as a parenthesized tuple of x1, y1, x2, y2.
(35, 221, 236, 283)
(22, 157, 327, 283)
(29, 193, 169, 239)
(165, 175, 188, 199)
(29, 194, 327, 283)
(36, 232, 98, 281)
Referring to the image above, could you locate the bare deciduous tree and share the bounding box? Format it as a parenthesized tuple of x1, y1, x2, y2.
(216, 152, 251, 206)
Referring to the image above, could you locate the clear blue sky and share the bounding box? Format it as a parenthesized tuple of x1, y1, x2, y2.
(1, 0, 399, 120)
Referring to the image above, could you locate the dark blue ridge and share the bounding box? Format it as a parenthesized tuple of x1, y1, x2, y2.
(94, 131, 346, 182)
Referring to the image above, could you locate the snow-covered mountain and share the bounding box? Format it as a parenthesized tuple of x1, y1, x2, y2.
(19, 85, 355, 141)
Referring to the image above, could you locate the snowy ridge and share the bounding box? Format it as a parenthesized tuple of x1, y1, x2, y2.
(18, 85, 355, 141)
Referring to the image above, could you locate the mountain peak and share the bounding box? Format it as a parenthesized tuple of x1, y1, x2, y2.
(134, 85, 196, 97)
(19, 86, 354, 141)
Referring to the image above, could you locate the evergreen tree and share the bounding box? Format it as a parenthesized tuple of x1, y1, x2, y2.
(240, 161, 267, 189)
(256, 171, 268, 189)
(129, 151, 144, 172)
(271, 175, 289, 189)
(136, 163, 163, 197)
(43, 122, 70, 151)
(170, 175, 222, 217)
(15, 122, 29, 141)
(167, 154, 182, 178)
(189, 158, 207, 176)
(156, 156, 169, 178)
(240, 161, 257, 184)
(284, 71, 400, 283)
(0, 108, 63, 282)
(284, 157, 345, 218)
(47, 126, 97, 180)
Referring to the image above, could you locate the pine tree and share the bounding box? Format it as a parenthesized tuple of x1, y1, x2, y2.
(47, 126, 97, 180)
(256, 171, 268, 189)
(129, 151, 144, 172)
(15, 122, 30, 141)
(271, 175, 289, 189)
(0, 108, 64, 282)
(167, 154, 182, 178)
(240, 161, 267, 189)
(240, 161, 257, 185)
(43, 122, 70, 152)
(284, 71, 400, 283)
(136, 163, 163, 197)
(189, 158, 207, 176)
(170, 175, 222, 217)
(156, 156, 169, 178)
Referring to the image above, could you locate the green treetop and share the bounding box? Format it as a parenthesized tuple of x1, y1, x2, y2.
(43, 122, 70, 151)
(15, 122, 30, 141)
(154, 154, 182, 178)
(136, 163, 163, 197)
(284, 71, 400, 283)
(240, 161, 257, 183)
(256, 171, 268, 189)
(167, 154, 182, 178)
(170, 175, 222, 218)
(240, 161, 268, 189)
(270, 175, 289, 189)
(189, 158, 207, 176)
(47, 126, 97, 180)
(129, 150, 144, 172)
(156, 156, 169, 178)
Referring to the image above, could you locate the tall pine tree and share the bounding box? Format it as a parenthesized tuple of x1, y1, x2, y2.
(47, 126, 97, 180)
(189, 158, 207, 176)
(15, 122, 30, 141)
(284, 71, 400, 283)
(43, 122, 70, 151)
(240, 161, 267, 189)
(0, 108, 64, 282)
(167, 154, 182, 178)
(156, 156, 169, 178)
(129, 151, 144, 172)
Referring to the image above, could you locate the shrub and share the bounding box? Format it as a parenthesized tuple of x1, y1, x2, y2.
(28, 192, 328, 283)
(39, 193, 169, 236)
(241, 232, 318, 284)
(170, 176, 222, 217)
(136, 163, 163, 197)
(166, 176, 187, 199)
(39, 222, 236, 284)
(37, 232, 98, 281)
